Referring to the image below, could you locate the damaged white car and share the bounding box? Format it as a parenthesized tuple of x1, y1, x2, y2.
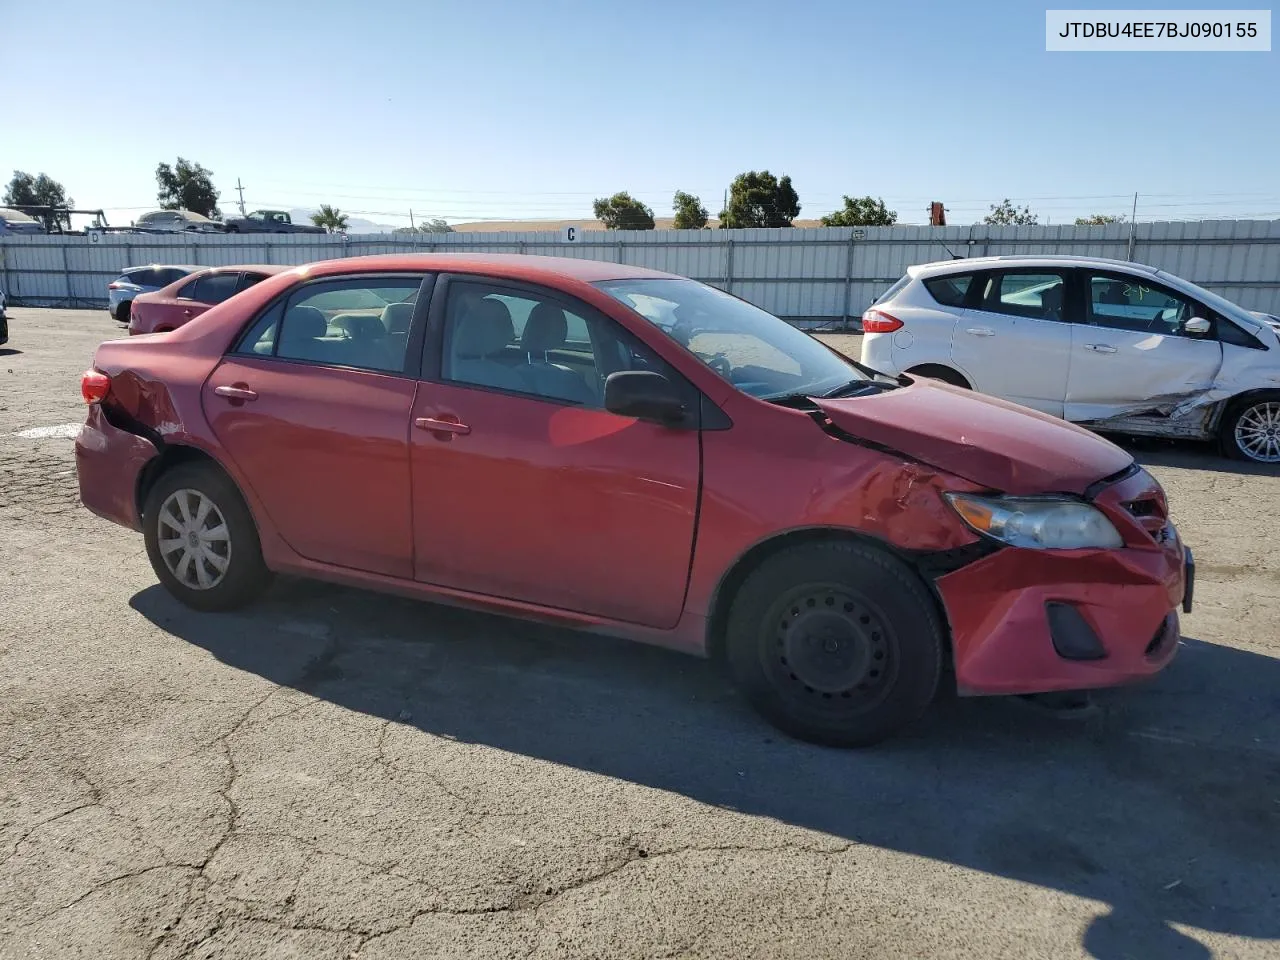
(861, 255, 1280, 463)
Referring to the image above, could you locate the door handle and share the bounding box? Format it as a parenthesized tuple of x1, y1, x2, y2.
(964, 326, 995, 337)
(214, 384, 258, 401)
(415, 416, 471, 437)
(1084, 343, 1118, 353)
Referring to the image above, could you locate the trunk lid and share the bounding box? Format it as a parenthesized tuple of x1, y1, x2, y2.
(814, 380, 1133, 495)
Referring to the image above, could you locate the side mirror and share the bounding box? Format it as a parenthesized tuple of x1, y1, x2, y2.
(1184, 316, 1211, 335)
(604, 371, 687, 424)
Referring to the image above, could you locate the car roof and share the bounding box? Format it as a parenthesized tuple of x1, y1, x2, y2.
(193, 264, 289, 275)
(908, 254, 1163, 278)
(290, 252, 684, 284)
(123, 263, 203, 272)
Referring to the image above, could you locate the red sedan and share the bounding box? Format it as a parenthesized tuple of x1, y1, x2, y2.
(76, 254, 1192, 746)
(129, 264, 288, 335)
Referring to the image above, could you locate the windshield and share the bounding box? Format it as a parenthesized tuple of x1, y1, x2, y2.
(595, 278, 864, 400)
(1157, 270, 1262, 332)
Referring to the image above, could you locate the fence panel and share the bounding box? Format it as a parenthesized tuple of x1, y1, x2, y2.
(3, 221, 1278, 320)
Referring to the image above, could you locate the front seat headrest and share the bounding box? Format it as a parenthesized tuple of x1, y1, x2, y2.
(382, 301, 414, 335)
(522, 302, 570, 354)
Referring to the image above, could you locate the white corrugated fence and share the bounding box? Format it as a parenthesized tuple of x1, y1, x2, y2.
(2, 220, 1278, 322)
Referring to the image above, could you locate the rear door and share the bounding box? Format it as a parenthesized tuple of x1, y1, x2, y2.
(408, 274, 702, 627)
(950, 268, 1074, 416)
(203, 273, 429, 578)
(1064, 270, 1223, 421)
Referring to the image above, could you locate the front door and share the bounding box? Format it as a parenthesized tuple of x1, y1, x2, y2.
(1064, 270, 1224, 421)
(950, 268, 1075, 416)
(409, 276, 702, 628)
(203, 274, 428, 578)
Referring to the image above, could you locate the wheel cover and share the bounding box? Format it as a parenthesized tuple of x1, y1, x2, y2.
(763, 584, 898, 712)
(157, 488, 232, 590)
(1235, 401, 1280, 463)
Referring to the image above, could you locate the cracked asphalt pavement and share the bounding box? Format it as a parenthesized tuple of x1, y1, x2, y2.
(1, 308, 1278, 959)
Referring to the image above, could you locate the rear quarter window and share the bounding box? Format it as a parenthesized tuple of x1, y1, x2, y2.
(873, 274, 911, 304)
(923, 273, 974, 307)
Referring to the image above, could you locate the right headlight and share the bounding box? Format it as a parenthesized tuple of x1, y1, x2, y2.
(944, 492, 1124, 550)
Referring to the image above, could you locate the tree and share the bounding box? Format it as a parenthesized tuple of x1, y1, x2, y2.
(820, 195, 896, 227)
(718, 171, 800, 228)
(393, 219, 454, 235)
(983, 199, 1038, 225)
(3, 171, 73, 231)
(672, 191, 708, 229)
(592, 192, 655, 230)
(155, 158, 220, 218)
(311, 204, 348, 233)
(1074, 213, 1125, 225)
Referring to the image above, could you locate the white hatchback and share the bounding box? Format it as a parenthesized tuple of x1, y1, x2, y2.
(861, 255, 1280, 464)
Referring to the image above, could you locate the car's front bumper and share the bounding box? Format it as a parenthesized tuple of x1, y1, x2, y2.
(75, 405, 159, 531)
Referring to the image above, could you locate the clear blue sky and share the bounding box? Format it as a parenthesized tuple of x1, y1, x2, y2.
(5, 0, 1278, 228)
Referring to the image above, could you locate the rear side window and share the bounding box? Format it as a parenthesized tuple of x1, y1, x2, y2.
(923, 273, 973, 307)
(272, 277, 422, 373)
(124, 268, 158, 287)
(237, 272, 269, 292)
(194, 272, 242, 304)
(160, 267, 194, 286)
(176, 279, 200, 299)
(985, 272, 1067, 322)
(873, 274, 911, 304)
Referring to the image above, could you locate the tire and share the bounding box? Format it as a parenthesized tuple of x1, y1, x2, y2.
(1219, 393, 1280, 464)
(115, 301, 132, 323)
(905, 365, 970, 389)
(142, 462, 272, 611)
(725, 540, 944, 748)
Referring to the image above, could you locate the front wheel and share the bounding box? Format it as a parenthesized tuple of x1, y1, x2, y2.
(143, 462, 272, 611)
(1220, 394, 1280, 464)
(725, 540, 944, 747)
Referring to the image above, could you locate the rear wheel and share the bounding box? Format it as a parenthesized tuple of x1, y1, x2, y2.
(1220, 393, 1280, 464)
(725, 541, 944, 747)
(143, 462, 272, 611)
(115, 301, 132, 322)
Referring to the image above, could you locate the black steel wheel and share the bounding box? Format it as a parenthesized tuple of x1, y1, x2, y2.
(726, 540, 944, 747)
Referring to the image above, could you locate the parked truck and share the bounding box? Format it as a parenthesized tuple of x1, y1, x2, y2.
(221, 209, 325, 234)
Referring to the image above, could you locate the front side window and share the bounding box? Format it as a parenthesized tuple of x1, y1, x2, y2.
(442, 282, 602, 405)
(980, 272, 1067, 322)
(595, 278, 864, 400)
(260, 277, 421, 373)
(1087, 272, 1202, 336)
(194, 272, 242, 305)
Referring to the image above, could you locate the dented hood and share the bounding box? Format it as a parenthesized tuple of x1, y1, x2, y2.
(814, 382, 1134, 495)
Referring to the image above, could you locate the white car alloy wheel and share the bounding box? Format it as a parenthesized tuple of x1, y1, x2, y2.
(156, 488, 232, 589)
(1234, 401, 1280, 463)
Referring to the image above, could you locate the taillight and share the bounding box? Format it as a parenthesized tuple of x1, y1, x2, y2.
(108, 282, 123, 290)
(81, 369, 111, 404)
(862, 309, 904, 334)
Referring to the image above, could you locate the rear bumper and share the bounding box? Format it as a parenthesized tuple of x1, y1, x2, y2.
(75, 405, 159, 532)
(936, 531, 1186, 696)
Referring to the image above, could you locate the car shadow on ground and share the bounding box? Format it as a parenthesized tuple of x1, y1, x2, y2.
(0, 348, 22, 357)
(131, 581, 1279, 959)
(1114, 435, 1277, 477)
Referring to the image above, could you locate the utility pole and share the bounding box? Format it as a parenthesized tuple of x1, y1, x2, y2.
(1126, 191, 1138, 261)
(235, 178, 247, 216)
(409, 208, 416, 231)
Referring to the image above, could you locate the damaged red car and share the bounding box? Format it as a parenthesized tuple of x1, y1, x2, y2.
(75, 254, 1193, 746)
